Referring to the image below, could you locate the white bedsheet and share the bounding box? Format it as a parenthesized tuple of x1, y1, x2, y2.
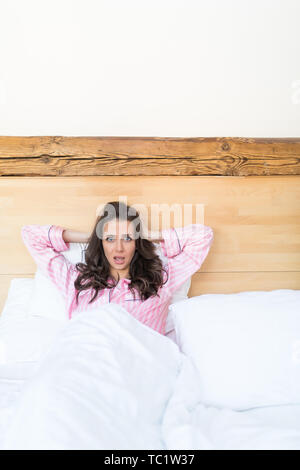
(0, 362, 39, 444)
(161, 355, 300, 450)
(1, 303, 300, 450)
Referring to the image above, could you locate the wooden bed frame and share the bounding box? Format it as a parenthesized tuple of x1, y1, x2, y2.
(0, 136, 299, 313)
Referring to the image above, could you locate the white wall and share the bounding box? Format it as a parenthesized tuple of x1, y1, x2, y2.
(0, 0, 299, 137)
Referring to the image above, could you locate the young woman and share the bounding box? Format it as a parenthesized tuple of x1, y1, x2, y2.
(21, 201, 214, 335)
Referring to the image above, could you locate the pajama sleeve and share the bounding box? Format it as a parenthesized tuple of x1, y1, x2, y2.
(21, 224, 78, 301)
(159, 224, 214, 296)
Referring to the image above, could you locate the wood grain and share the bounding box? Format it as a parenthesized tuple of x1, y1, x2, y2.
(0, 135, 299, 313)
(0, 136, 299, 176)
(0, 174, 299, 314)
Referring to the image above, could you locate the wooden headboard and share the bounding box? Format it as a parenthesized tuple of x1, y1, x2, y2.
(1, 136, 299, 314)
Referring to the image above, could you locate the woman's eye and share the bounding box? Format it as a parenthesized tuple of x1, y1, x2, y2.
(106, 236, 132, 242)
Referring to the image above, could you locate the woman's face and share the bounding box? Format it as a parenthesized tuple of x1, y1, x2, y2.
(102, 218, 136, 280)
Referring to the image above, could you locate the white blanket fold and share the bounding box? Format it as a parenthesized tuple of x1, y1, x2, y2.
(2, 303, 300, 450)
(162, 354, 300, 450)
(1, 304, 182, 450)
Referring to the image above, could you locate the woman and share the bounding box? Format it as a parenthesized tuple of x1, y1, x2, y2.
(21, 201, 214, 335)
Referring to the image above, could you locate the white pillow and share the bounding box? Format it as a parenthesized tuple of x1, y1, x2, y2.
(169, 289, 300, 410)
(27, 242, 87, 320)
(27, 242, 191, 328)
(1, 278, 33, 318)
(0, 279, 66, 366)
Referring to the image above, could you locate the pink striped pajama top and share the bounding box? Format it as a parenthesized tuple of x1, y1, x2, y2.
(21, 223, 214, 335)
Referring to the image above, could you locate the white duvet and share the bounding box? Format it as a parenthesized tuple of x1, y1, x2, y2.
(1, 303, 300, 450)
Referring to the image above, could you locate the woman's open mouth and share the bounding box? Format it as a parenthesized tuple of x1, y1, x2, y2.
(113, 256, 125, 265)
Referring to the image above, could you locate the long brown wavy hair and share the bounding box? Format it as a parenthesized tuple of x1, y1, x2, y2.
(73, 201, 168, 306)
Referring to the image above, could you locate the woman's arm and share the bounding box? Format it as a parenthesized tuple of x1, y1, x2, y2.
(21, 224, 81, 302)
(62, 229, 91, 244)
(157, 224, 214, 295)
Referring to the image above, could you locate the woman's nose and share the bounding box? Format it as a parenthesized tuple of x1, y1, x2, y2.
(115, 239, 124, 251)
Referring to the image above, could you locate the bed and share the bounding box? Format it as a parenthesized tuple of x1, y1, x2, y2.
(0, 136, 299, 450)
